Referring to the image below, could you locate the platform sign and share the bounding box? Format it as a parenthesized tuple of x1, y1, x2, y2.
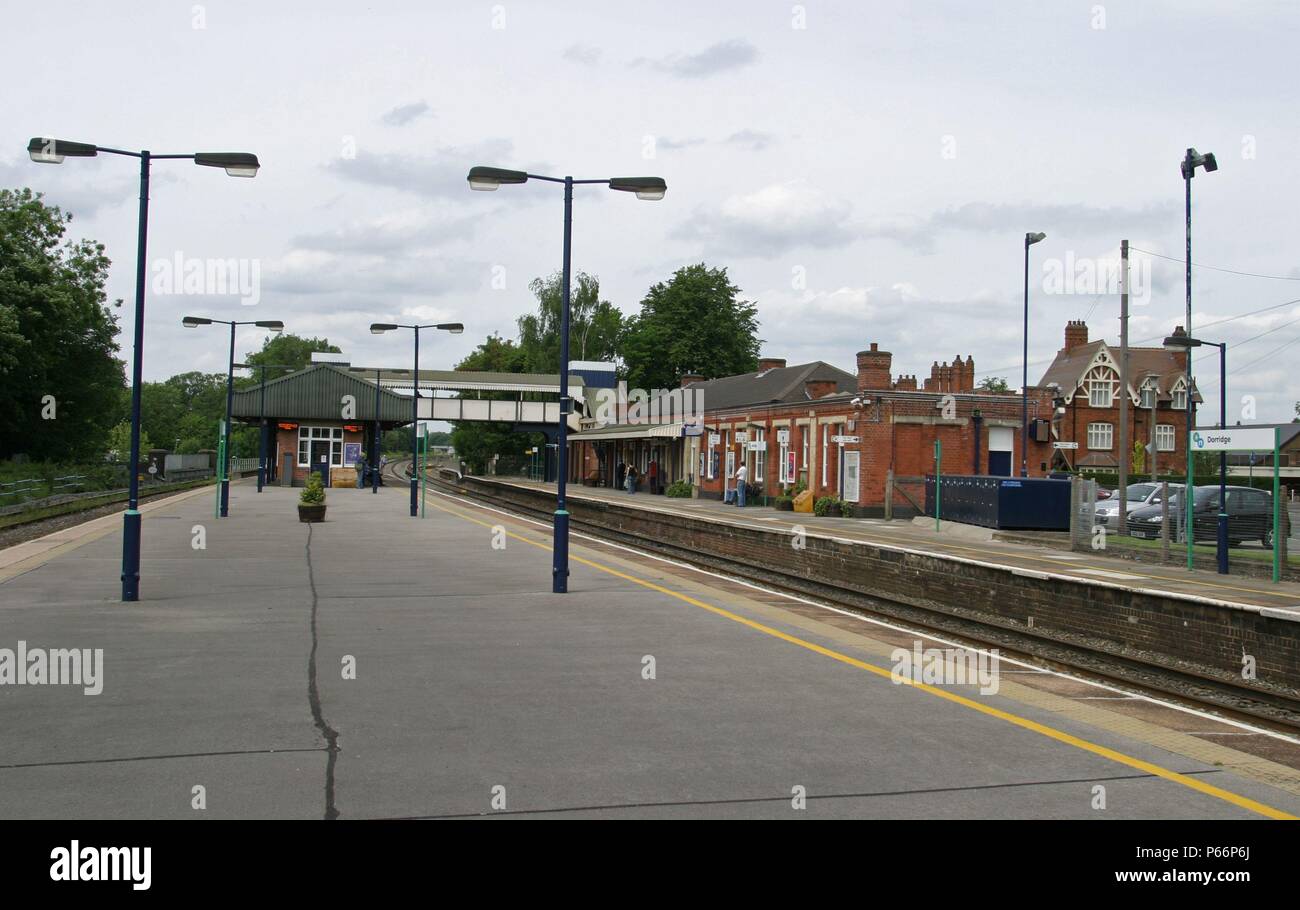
(746, 440, 767, 452)
(1053, 442, 1078, 450)
(776, 429, 790, 444)
(734, 431, 749, 445)
(1191, 427, 1274, 452)
(832, 435, 859, 444)
(708, 433, 720, 447)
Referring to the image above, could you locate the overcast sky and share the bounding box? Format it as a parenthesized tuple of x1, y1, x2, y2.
(6, 0, 1299, 422)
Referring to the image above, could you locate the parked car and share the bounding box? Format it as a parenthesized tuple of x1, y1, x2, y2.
(1128, 485, 1274, 547)
(1094, 483, 1181, 531)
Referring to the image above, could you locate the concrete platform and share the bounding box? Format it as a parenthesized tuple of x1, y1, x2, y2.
(500, 478, 1300, 612)
(3, 480, 1300, 819)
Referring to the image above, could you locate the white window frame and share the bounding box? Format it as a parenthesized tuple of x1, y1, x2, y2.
(754, 428, 765, 484)
(298, 426, 343, 467)
(1155, 424, 1176, 452)
(1088, 379, 1113, 408)
(801, 429, 809, 474)
(1140, 379, 1157, 410)
(821, 424, 828, 486)
(1171, 387, 1187, 411)
(1087, 422, 1113, 451)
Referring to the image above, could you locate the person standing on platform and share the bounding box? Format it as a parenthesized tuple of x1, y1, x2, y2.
(626, 465, 638, 494)
(648, 457, 658, 495)
(735, 462, 748, 507)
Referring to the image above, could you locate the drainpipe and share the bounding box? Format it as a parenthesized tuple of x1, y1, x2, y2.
(972, 409, 983, 475)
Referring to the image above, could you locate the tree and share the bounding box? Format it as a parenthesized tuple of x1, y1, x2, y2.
(448, 334, 540, 473)
(235, 334, 341, 388)
(106, 421, 152, 462)
(140, 371, 228, 454)
(621, 263, 760, 392)
(0, 188, 126, 460)
(977, 376, 1010, 393)
(517, 271, 622, 372)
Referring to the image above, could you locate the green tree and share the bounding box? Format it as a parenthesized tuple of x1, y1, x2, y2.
(448, 334, 540, 473)
(140, 371, 228, 453)
(106, 420, 152, 462)
(517, 271, 622, 371)
(621, 263, 760, 392)
(235, 333, 341, 388)
(977, 376, 1010, 393)
(0, 188, 126, 459)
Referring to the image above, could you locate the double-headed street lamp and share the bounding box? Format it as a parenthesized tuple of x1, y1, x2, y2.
(233, 361, 296, 492)
(369, 323, 464, 516)
(1179, 147, 1218, 571)
(183, 317, 284, 516)
(466, 166, 666, 593)
(1022, 231, 1047, 477)
(27, 137, 259, 601)
(348, 366, 410, 494)
(1165, 331, 1229, 574)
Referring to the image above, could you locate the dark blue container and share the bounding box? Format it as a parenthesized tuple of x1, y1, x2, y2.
(925, 474, 1070, 530)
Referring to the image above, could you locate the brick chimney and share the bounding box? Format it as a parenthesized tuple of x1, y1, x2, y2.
(804, 379, 838, 399)
(757, 357, 787, 372)
(1063, 319, 1089, 354)
(964, 355, 975, 392)
(680, 373, 704, 388)
(895, 374, 917, 391)
(856, 343, 892, 391)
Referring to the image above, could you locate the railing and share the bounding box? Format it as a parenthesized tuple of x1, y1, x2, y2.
(228, 457, 261, 475)
(0, 474, 87, 499)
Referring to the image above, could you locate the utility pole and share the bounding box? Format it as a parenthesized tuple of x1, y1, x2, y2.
(1117, 239, 1130, 536)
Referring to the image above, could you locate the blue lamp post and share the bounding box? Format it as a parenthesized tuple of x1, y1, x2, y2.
(27, 138, 259, 601)
(466, 166, 666, 593)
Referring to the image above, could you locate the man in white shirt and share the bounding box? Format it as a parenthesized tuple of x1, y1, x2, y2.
(735, 462, 748, 507)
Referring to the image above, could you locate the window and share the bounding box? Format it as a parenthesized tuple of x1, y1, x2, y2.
(821, 424, 828, 486)
(1155, 424, 1175, 452)
(778, 436, 790, 483)
(1140, 380, 1157, 409)
(801, 429, 809, 473)
(754, 428, 765, 484)
(1087, 422, 1113, 450)
(298, 426, 343, 467)
(1171, 387, 1187, 410)
(1088, 380, 1113, 408)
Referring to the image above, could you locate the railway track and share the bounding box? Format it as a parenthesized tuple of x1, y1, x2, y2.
(400, 461, 1300, 736)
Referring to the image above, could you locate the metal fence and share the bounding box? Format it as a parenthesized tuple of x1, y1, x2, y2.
(0, 474, 89, 501)
(228, 457, 261, 475)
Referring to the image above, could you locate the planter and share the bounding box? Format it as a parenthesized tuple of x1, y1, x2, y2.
(298, 503, 327, 523)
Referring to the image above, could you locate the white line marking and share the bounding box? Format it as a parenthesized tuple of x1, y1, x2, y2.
(1075, 568, 1148, 581)
(429, 485, 1300, 746)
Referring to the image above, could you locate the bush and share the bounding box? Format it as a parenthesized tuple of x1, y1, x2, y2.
(299, 472, 326, 505)
(790, 478, 808, 497)
(664, 480, 693, 498)
(775, 496, 794, 511)
(813, 496, 840, 517)
(839, 500, 855, 517)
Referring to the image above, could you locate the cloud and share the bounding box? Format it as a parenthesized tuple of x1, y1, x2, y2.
(0, 158, 141, 220)
(656, 136, 706, 151)
(932, 201, 1178, 237)
(562, 43, 601, 65)
(380, 101, 432, 127)
(672, 180, 855, 257)
(634, 39, 758, 78)
(723, 129, 774, 151)
(327, 138, 515, 198)
(290, 208, 487, 255)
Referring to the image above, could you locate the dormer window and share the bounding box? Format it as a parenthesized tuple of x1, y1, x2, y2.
(1140, 379, 1157, 409)
(1172, 387, 1187, 410)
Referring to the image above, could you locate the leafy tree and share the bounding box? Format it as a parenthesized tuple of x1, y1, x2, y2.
(517, 271, 622, 371)
(449, 334, 540, 473)
(621, 263, 760, 392)
(139, 371, 228, 454)
(977, 376, 1010, 393)
(106, 421, 152, 462)
(235, 334, 341, 388)
(0, 188, 126, 459)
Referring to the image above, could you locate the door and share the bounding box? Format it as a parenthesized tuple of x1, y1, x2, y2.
(843, 451, 860, 503)
(988, 427, 1014, 476)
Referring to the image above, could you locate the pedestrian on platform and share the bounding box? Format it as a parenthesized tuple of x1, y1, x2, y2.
(626, 465, 638, 494)
(735, 462, 748, 507)
(616, 460, 626, 490)
(648, 458, 659, 494)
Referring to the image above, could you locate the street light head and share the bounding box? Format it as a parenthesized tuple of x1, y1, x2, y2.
(27, 137, 97, 164)
(1163, 331, 1201, 350)
(436, 322, 465, 334)
(1025, 231, 1046, 246)
(609, 177, 667, 200)
(255, 320, 284, 332)
(370, 323, 398, 334)
(467, 166, 528, 191)
(195, 152, 260, 178)
(1182, 147, 1218, 178)
(1202, 152, 1218, 173)
(182, 316, 213, 328)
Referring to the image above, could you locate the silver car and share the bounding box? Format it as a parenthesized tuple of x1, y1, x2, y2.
(1094, 482, 1182, 530)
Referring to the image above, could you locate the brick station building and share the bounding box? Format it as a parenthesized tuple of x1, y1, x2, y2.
(1037, 320, 1196, 475)
(568, 345, 1056, 517)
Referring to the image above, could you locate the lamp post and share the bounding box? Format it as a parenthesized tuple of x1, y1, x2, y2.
(369, 324, 463, 515)
(27, 138, 259, 601)
(1179, 147, 1217, 570)
(1165, 332, 1228, 574)
(183, 317, 284, 516)
(1022, 231, 1047, 477)
(349, 367, 409, 493)
(234, 361, 295, 491)
(466, 166, 666, 593)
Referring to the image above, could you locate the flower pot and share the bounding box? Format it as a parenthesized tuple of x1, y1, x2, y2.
(298, 503, 327, 523)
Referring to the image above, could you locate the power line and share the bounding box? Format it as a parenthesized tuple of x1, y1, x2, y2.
(1129, 247, 1300, 282)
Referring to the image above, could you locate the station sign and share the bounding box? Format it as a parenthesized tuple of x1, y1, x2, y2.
(734, 431, 749, 445)
(831, 435, 859, 444)
(708, 433, 720, 447)
(776, 429, 790, 444)
(1053, 442, 1079, 450)
(746, 440, 767, 451)
(1191, 427, 1276, 451)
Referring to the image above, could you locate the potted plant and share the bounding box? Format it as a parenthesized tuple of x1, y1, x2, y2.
(298, 471, 327, 522)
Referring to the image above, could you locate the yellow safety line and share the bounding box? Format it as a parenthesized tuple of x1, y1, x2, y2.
(425, 490, 1297, 820)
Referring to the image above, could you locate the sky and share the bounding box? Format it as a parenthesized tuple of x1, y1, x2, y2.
(5, 0, 1299, 423)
